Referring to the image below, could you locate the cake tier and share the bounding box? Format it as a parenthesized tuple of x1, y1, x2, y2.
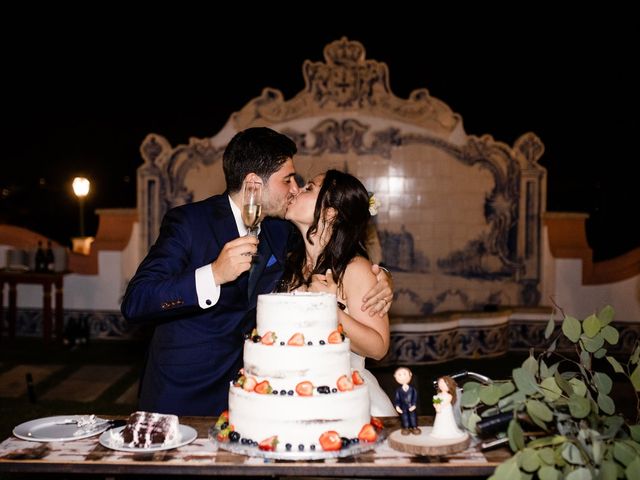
(243, 339, 351, 391)
(256, 292, 338, 341)
(229, 384, 370, 451)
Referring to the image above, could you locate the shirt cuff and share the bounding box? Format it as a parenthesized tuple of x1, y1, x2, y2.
(195, 264, 220, 308)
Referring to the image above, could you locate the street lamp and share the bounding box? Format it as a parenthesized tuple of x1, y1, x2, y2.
(72, 177, 90, 237)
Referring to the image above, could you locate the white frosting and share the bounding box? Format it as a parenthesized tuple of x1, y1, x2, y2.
(229, 292, 372, 452)
(256, 292, 338, 341)
(243, 340, 351, 391)
(229, 384, 370, 448)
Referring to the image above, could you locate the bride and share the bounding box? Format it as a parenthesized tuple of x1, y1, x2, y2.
(280, 169, 396, 416)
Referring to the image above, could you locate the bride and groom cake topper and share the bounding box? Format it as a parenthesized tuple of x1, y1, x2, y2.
(393, 367, 466, 440)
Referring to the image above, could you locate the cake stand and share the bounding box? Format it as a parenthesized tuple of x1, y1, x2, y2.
(388, 426, 471, 456)
(209, 426, 385, 460)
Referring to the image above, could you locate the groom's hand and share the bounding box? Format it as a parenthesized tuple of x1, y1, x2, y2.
(211, 236, 258, 285)
(361, 264, 394, 317)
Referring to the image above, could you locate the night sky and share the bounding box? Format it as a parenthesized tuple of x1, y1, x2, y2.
(2, 7, 638, 261)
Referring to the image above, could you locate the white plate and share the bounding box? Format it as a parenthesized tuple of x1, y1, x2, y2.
(99, 424, 197, 452)
(13, 415, 110, 442)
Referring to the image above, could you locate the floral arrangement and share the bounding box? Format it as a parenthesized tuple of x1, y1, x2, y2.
(432, 395, 442, 405)
(368, 193, 380, 216)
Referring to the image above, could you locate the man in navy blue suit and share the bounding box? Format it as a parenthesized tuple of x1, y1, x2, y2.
(121, 127, 393, 416)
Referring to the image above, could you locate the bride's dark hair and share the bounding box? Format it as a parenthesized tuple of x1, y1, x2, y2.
(279, 169, 371, 292)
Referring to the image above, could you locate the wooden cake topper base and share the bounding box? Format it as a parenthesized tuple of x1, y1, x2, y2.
(388, 426, 471, 456)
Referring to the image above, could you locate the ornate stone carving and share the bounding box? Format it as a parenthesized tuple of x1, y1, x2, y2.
(232, 37, 460, 134)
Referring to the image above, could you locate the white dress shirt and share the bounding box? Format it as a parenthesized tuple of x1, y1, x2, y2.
(195, 195, 254, 309)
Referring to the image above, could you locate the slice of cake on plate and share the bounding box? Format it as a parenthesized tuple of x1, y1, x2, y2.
(112, 411, 181, 448)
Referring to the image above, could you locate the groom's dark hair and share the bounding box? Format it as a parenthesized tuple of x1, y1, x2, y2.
(223, 127, 297, 193)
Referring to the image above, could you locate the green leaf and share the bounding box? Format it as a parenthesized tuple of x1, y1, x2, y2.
(629, 425, 640, 442)
(540, 377, 562, 402)
(548, 339, 557, 355)
(603, 415, 625, 437)
(562, 443, 585, 465)
(568, 394, 591, 418)
(498, 390, 527, 410)
(594, 348, 607, 359)
(480, 384, 503, 406)
(499, 381, 515, 397)
(597, 393, 616, 415)
(461, 388, 480, 408)
(626, 457, 640, 480)
(598, 460, 618, 480)
(632, 345, 640, 365)
(523, 354, 538, 376)
(508, 419, 525, 452)
(519, 448, 540, 472)
(569, 378, 588, 397)
(461, 410, 481, 432)
(580, 349, 592, 370)
(462, 380, 482, 393)
(601, 325, 619, 345)
(538, 447, 555, 466)
(606, 355, 625, 374)
(544, 317, 555, 340)
(614, 441, 637, 466)
(583, 314, 601, 338)
(598, 305, 615, 326)
(631, 365, 640, 392)
(538, 465, 561, 480)
(513, 367, 539, 396)
(562, 316, 582, 343)
(527, 399, 553, 422)
(490, 457, 521, 480)
(565, 467, 592, 480)
(555, 371, 574, 396)
(581, 332, 604, 353)
(593, 372, 613, 394)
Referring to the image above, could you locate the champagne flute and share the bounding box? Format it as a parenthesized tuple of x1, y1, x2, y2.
(241, 181, 262, 255)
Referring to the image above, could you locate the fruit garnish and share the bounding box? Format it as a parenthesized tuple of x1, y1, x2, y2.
(358, 423, 377, 442)
(255, 380, 272, 394)
(295, 381, 314, 396)
(242, 376, 257, 391)
(337, 323, 344, 334)
(258, 435, 279, 451)
(214, 410, 229, 429)
(328, 330, 342, 344)
(370, 417, 384, 431)
(319, 430, 342, 451)
(261, 331, 277, 345)
(287, 333, 305, 346)
(337, 374, 354, 391)
(352, 370, 364, 385)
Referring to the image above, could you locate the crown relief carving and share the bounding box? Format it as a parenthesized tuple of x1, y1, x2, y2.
(232, 37, 460, 134)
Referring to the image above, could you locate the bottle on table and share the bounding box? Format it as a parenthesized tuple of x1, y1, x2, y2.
(35, 241, 46, 272)
(45, 240, 55, 272)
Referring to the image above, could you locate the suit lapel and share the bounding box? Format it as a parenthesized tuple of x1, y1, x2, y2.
(204, 194, 239, 260)
(247, 219, 290, 300)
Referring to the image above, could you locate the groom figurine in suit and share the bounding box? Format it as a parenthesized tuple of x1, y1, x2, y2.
(121, 127, 393, 416)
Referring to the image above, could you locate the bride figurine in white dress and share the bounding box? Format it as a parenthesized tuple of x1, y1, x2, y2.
(430, 376, 466, 439)
(282, 170, 396, 416)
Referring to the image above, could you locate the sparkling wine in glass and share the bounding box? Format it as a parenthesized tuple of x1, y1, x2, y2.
(241, 181, 262, 238)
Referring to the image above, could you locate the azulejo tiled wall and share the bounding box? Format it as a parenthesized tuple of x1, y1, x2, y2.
(138, 37, 546, 315)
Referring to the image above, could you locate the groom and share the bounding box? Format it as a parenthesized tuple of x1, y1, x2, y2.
(121, 127, 393, 416)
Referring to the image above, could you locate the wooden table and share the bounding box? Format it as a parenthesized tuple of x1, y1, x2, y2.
(0, 416, 510, 477)
(0, 270, 66, 343)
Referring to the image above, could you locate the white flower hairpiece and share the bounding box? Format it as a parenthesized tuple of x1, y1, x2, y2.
(368, 193, 380, 216)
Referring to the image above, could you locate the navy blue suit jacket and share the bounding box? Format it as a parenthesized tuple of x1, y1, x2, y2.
(121, 194, 292, 416)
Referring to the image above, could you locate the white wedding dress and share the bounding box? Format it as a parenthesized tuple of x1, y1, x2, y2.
(350, 352, 397, 417)
(430, 393, 465, 438)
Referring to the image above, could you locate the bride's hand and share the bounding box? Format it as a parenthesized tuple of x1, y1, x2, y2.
(308, 269, 338, 295)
